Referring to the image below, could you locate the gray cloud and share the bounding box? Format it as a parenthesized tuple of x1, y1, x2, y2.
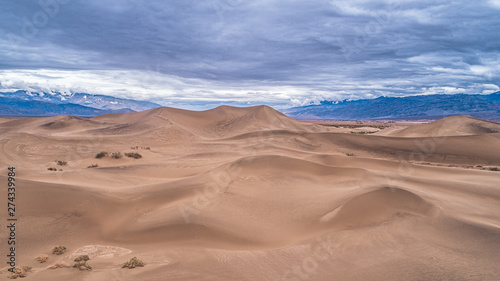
(0, 0, 499, 108)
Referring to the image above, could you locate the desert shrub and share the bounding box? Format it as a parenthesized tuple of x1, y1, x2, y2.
(73, 255, 92, 271)
(346, 153, 355, 157)
(122, 257, 145, 269)
(36, 254, 49, 263)
(47, 260, 71, 269)
(47, 167, 57, 171)
(52, 245, 67, 255)
(95, 151, 108, 159)
(87, 164, 99, 168)
(56, 160, 67, 166)
(8, 266, 32, 279)
(125, 152, 142, 159)
(111, 152, 123, 159)
(489, 167, 498, 171)
(74, 255, 90, 262)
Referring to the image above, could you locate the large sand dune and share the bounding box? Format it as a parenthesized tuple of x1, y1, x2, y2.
(0, 106, 499, 280)
(389, 115, 500, 137)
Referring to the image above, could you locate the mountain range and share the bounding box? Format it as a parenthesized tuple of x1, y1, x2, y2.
(0, 91, 161, 116)
(283, 92, 500, 121)
(1, 90, 500, 120)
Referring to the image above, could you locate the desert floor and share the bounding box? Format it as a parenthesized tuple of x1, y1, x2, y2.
(1, 106, 500, 280)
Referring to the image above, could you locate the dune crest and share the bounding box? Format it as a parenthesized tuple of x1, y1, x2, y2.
(390, 115, 500, 137)
(321, 187, 440, 228)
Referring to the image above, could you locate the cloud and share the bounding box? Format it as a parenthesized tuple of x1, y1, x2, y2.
(0, 0, 499, 109)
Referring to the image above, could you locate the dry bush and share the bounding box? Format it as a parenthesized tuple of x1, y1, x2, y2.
(52, 246, 67, 255)
(73, 255, 92, 271)
(95, 151, 108, 159)
(87, 164, 99, 168)
(125, 152, 142, 159)
(490, 167, 499, 171)
(122, 257, 145, 269)
(56, 160, 67, 166)
(111, 152, 123, 159)
(346, 153, 355, 156)
(47, 167, 57, 171)
(47, 260, 71, 269)
(36, 254, 49, 263)
(7, 266, 31, 279)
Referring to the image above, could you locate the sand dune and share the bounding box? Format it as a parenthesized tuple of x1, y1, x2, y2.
(0, 106, 499, 280)
(390, 115, 500, 137)
(321, 187, 440, 228)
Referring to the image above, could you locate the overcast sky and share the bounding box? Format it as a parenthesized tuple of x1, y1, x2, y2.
(1, 0, 499, 109)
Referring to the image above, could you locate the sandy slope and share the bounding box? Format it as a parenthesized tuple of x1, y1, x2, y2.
(0, 106, 499, 280)
(389, 115, 500, 137)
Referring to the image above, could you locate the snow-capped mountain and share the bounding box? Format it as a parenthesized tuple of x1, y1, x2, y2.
(0, 90, 161, 112)
(283, 92, 500, 121)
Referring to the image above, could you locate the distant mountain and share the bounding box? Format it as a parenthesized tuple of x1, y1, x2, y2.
(0, 97, 137, 117)
(283, 92, 500, 121)
(0, 91, 162, 117)
(0, 91, 161, 112)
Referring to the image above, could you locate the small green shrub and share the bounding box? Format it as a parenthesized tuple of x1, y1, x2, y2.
(74, 255, 90, 262)
(125, 152, 142, 159)
(111, 152, 123, 159)
(36, 254, 49, 263)
(122, 257, 145, 269)
(8, 265, 32, 279)
(52, 246, 66, 255)
(73, 255, 92, 271)
(95, 152, 108, 159)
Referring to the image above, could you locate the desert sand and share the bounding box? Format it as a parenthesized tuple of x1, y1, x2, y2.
(1, 106, 500, 280)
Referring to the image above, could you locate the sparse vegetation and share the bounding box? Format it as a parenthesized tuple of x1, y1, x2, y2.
(111, 152, 123, 159)
(73, 255, 92, 271)
(95, 151, 108, 159)
(47, 260, 71, 269)
(47, 167, 57, 171)
(489, 167, 498, 171)
(346, 153, 355, 157)
(87, 164, 99, 168)
(122, 257, 145, 269)
(8, 266, 32, 279)
(125, 152, 142, 159)
(131, 146, 151, 150)
(52, 245, 67, 255)
(351, 131, 377, 135)
(36, 254, 49, 263)
(96, 151, 143, 160)
(56, 160, 67, 166)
